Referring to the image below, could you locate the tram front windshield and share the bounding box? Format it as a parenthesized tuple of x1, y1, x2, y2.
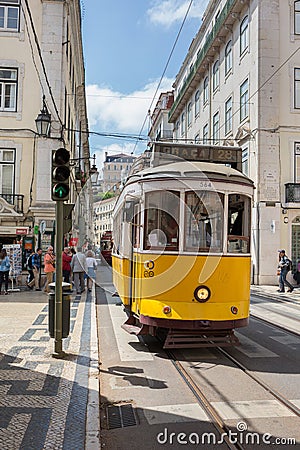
(143, 190, 250, 253)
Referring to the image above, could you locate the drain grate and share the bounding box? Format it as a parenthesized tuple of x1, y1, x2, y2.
(106, 403, 136, 429)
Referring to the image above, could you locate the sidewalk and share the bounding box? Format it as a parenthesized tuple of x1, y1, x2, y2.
(251, 284, 300, 302)
(0, 287, 100, 450)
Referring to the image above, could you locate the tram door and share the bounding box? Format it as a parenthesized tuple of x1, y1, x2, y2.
(129, 203, 142, 313)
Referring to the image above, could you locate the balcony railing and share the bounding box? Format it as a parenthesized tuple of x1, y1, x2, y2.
(285, 183, 300, 203)
(0, 194, 24, 213)
(169, 0, 236, 121)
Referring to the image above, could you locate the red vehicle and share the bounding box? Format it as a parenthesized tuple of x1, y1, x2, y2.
(100, 231, 113, 265)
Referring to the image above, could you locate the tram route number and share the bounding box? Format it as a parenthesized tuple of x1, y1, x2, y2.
(144, 270, 154, 277)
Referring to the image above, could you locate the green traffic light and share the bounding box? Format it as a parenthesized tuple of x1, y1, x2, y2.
(53, 183, 69, 200)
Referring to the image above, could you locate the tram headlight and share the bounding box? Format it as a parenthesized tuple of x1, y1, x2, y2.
(163, 305, 172, 314)
(231, 306, 238, 315)
(194, 285, 211, 303)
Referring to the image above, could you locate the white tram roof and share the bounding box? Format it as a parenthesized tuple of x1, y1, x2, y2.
(126, 161, 253, 185)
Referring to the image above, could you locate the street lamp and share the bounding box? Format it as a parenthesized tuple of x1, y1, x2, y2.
(35, 95, 51, 137)
(89, 154, 99, 186)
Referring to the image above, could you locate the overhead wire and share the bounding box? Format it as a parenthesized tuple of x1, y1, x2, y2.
(132, 0, 195, 154)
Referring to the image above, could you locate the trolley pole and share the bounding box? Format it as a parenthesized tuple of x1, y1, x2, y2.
(53, 200, 65, 357)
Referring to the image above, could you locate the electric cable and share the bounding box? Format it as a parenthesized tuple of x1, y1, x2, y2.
(132, 0, 195, 154)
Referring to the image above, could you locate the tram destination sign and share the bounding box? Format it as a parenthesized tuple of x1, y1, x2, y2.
(153, 143, 242, 170)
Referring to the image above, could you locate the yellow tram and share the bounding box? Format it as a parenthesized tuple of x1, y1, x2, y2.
(112, 144, 254, 347)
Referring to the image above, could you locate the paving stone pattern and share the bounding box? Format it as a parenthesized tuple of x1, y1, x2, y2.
(0, 293, 93, 450)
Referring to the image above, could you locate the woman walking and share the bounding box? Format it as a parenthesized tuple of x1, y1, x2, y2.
(86, 250, 97, 292)
(0, 249, 11, 295)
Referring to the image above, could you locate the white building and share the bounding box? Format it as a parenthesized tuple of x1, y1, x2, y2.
(0, 0, 91, 256)
(102, 153, 136, 192)
(168, 0, 300, 284)
(94, 196, 116, 246)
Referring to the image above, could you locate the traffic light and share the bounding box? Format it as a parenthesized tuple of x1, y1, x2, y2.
(51, 148, 70, 201)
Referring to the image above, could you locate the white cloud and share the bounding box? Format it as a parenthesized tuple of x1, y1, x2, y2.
(86, 78, 174, 173)
(86, 77, 173, 133)
(147, 0, 207, 28)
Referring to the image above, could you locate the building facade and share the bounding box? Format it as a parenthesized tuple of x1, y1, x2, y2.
(0, 0, 92, 259)
(102, 153, 136, 192)
(168, 0, 300, 284)
(93, 196, 116, 247)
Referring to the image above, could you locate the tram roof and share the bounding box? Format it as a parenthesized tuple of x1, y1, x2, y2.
(127, 161, 253, 185)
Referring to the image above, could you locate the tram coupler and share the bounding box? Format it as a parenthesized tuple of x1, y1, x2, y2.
(121, 315, 149, 336)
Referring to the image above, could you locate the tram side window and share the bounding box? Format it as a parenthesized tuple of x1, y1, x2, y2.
(227, 194, 251, 253)
(144, 190, 180, 250)
(184, 191, 224, 252)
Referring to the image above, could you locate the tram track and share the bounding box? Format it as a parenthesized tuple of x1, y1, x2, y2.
(217, 346, 300, 418)
(164, 331, 300, 450)
(165, 349, 245, 450)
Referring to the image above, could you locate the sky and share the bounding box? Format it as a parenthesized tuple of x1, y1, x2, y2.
(81, 0, 210, 175)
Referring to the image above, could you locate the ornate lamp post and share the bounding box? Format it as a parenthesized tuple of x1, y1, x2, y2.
(35, 95, 51, 137)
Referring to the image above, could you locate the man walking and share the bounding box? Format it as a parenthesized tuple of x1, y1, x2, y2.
(28, 248, 42, 291)
(70, 247, 87, 294)
(278, 249, 294, 293)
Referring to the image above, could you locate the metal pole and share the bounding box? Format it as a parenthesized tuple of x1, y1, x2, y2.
(53, 200, 65, 357)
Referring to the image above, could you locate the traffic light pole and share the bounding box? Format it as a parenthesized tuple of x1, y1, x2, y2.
(53, 200, 65, 357)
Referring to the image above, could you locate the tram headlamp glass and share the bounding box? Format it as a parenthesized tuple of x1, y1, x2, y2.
(194, 285, 211, 303)
(231, 306, 238, 315)
(163, 306, 171, 314)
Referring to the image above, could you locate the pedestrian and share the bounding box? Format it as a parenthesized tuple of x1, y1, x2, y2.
(277, 249, 294, 293)
(27, 248, 43, 291)
(43, 246, 55, 293)
(85, 250, 97, 292)
(70, 247, 87, 294)
(62, 247, 72, 283)
(26, 249, 35, 287)
(0, 248, 11, 295)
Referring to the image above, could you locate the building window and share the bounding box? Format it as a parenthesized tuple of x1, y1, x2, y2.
(195, 90, 200, 117)
(0, 148, 15, 194)
(242, 148, 249, 176)
(225, 40, 232, 75)
(294, 68, 300, 109)
(225, 97, 233, 135)
(0, 0, 20, 31)
(240, 16, 249, 55)
(195, 133, 200, 143)
(294, 142, 300, 182)
(240, 78, 249, 122)
(295, 1, 300, 34)
(213, 112, 220, 144)
(175, 120, 180, 139)
(203, 123, 208, 144)
(181, 111, 185, 135)
(187, 102, 192, 126)
(203, 76, 209, 104)
(213, 60, 219, 92)
(0, 68, 17, 111)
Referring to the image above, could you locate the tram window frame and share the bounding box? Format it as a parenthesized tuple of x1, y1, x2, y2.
(143, 190, 180, 251)
(184, 190, 224, 253)
(227, 194, 251, 253)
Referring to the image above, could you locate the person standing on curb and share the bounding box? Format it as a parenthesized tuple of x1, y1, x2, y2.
(43, 246, 55, 293)
(277, 249, 294, 293)
(0, 248, 11, 295)
(71, 247, 87, 294)
(27, 248, 42, 291)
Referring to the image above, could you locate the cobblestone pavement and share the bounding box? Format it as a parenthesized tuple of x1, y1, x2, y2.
(0, 287, 100, 450)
